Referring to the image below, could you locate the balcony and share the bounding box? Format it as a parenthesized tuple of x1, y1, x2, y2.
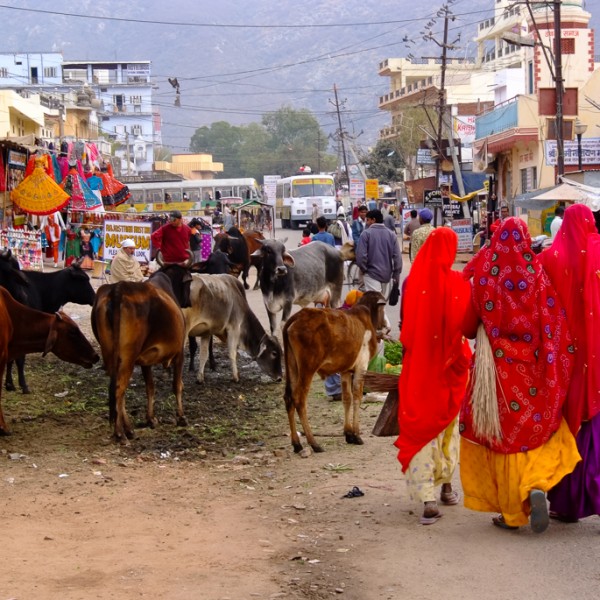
(476, 98, 518, 138)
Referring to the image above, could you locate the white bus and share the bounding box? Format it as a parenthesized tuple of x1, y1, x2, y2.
(125, 177, 262, 206)
(276, 174, 337, 229)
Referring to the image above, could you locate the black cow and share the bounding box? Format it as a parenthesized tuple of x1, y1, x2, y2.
(192, 249, 233, 275)
(0, 251, 96, 393)
(214, 227, 250, 289)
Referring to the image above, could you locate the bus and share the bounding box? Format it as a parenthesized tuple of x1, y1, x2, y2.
(125, 177, 262, 207)
(276, 174, 337, 229)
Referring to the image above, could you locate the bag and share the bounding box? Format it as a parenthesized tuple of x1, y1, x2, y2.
(328, 222, 343, 240)
(388, 280, 400, 306)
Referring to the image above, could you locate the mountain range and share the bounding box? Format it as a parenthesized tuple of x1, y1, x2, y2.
(0, 0, 598, 156)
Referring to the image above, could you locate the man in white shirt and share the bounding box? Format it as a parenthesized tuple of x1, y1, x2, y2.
(550, 206, 565, 240)
(109, 239, 144, 284)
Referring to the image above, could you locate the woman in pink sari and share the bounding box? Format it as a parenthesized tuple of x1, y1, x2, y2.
(538, 203, 600, 521)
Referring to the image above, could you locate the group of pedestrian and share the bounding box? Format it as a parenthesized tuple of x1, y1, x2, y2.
(394, 204, 600, 533)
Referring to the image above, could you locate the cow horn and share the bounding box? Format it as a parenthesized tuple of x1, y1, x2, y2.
(156, 250, 164, 267)
(183, 249, 194, 268)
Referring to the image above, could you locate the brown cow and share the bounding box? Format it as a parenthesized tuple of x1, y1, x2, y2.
(282, 291, 387, 453)
(0, 288, 99, 435)
(243, 229, 265, 290)
(91, 275, 187, 443)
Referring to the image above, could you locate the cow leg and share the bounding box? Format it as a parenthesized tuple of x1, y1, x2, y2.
(289, 381, 323, 453)
(0, 362, 10, 435)
(188, 336, 197, 371)
(15, 357, 30, 394)
(241, 264, 250, 290)
(226, 332, 240, 382)
(208, 335, 216, 371)
(196, 336, 211, 384)
(267, 309, 278, 335)
(343, 372, 364, 445)
(111, 370, 135, 443)
(141, 366, 159, 429)
(4, 360, 16, 391)
(281, 301, 293, 325)
(171, 352, 187, 427)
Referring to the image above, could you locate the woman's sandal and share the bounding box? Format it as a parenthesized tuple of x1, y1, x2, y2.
(549, 511, 579, 523)
(420, 502, 442, 525)
(440, 490, 459, 506)
(529, 489, 550, 533)
(492, 515, 519, 530)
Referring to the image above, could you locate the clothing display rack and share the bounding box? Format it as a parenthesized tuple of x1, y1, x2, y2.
(0, 227, 43, 271)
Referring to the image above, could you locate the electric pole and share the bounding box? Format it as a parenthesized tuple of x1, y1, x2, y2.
(316, 129, 322, 173)
(331, 84, 350, 192)
(553, 0, 564, 179)
(435, 9, 450, 191)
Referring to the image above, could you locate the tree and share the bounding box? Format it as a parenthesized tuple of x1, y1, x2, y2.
(189, 107, 337, 179)
(363, 139, 406, 183)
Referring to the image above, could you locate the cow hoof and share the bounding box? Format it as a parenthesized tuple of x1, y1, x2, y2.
(0, 428, 12, 436)
(345, 433, 364, 445)
(22, 387, 31, 395)
(5, 383, 15, 392)
(177, 416, 188, 427)
(147, 418, 158, 430)
(292, 442, 303, 453)
(244, 283, 250, 290)
(311, 444, 325, 453)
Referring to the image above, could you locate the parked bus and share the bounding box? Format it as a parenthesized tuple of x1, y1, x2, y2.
(125, 177, 262, 207)
(276, 174, 337, 229)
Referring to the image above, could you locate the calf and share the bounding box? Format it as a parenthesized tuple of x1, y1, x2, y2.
(282, 291, 386, 453)
(252, 239, 355, 334)
(184, 274, 282, 383)
(214, 227, 251, 289)
(0, 288, 99, 435)
(91, 277, 187, 443)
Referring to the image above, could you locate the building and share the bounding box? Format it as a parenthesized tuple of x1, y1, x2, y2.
(154, 153, 224, 180)
(61, 59, 158, 175)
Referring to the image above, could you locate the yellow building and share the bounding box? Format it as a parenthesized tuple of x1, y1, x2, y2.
(0, 89, 46, 139)
(154, 153, 223, 180)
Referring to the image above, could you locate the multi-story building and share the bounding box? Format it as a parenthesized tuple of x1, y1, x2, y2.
(154, 153, 224, 180)
(61, 59, 158, 174)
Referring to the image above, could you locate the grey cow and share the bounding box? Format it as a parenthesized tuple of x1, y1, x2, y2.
(252, 239, 355, 334)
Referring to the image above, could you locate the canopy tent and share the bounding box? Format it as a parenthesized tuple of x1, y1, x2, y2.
(531, 182, 593, 203)
(515, 181, 600, 212)
(235, 199, 275, 237)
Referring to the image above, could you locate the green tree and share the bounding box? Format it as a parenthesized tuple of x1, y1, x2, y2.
(189, 121, 245, 177)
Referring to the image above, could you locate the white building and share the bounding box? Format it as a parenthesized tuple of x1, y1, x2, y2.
(61, 59, 159, 174)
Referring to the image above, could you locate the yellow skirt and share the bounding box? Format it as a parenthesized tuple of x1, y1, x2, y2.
(460, 420, 581, 527)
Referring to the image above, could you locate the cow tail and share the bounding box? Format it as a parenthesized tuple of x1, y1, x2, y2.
(107, 285, 123, 424)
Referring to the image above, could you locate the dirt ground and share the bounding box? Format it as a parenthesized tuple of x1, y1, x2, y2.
(1, 264, 599, 600)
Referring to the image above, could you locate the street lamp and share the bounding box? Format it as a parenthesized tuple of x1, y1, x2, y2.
(574, 119, 588, 171)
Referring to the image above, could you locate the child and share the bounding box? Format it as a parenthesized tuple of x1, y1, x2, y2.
(300, 227, 311, 246)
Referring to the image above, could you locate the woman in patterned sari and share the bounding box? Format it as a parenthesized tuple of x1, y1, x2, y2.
(459, 217, 580, 532)
(395, 227, 472, 525)
(539, 204, 600, 522)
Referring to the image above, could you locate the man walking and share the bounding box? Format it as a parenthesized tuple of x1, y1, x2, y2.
(356, 209, 402, 299)
(410, 208, 435, 263)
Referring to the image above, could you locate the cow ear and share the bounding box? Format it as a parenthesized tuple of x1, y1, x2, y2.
(282, 252, 295, 268)
(43, 317, 59, 357)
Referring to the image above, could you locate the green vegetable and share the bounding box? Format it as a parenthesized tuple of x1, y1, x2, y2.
(384, 341, 403, 365)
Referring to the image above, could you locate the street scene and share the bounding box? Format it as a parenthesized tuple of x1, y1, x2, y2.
(0, 1, 600, 599)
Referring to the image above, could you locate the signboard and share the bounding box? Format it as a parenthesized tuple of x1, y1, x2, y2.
(442, 197, 463, 220)
(544, 138, 600, 166)
(349, 178, 365, 199)
(103, 221, 152, 263)
(451, 218, 473, 253)
(453, 115, 476, 144)
(424, 189, 443, 207)
(417, 149, 436, 165)
(262, 175, 280, 206)
(365, 179, 379, 200)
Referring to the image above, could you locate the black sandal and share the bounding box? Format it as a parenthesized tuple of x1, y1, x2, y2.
(342, 486, 364, 498)
(492, 515, 519, 530)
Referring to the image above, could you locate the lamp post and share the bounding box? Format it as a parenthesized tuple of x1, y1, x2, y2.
(574, 119, 588, 172)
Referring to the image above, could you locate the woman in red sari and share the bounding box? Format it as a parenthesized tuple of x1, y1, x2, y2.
(538, 204, 600, 522)
(395, 227, 472, 525)
(460, 217, 579, 532)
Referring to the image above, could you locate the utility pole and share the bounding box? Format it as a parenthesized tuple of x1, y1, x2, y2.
(316, 129, 322, 173)
(125, 131, 131, 176)
(553, 0, 564, 179)
(435, 10, 450, 191)
(331, 84, 350, 192)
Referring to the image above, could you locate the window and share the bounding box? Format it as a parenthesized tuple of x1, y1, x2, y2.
(44, 67, 57, 78)
(520, 166, 537, 194)
(131, 124, 143, 136)
(114, 125, 126, 134)
(129, 95, 142, 105)
(0, 67, 8, 78)
(561, 38, 575, 55)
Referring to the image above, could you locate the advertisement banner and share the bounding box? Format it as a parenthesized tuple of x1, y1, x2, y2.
(262, 175, 280, 206)
(451, 218, 473, 253)
(365, 179, 379, 199)
(103, 221, 152, 262)
(349, 178, 365, 199)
